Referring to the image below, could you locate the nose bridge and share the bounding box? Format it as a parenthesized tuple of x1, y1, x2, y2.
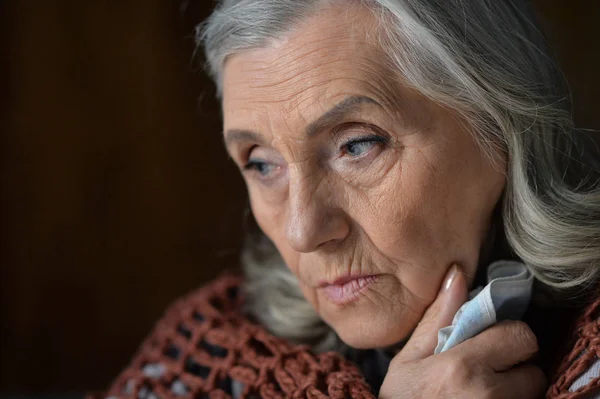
(292, 168, 323, 207)
(285, 166, 347, 253)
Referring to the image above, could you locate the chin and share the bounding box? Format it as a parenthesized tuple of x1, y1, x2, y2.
(315, 277, 420, 349)
(325, 307, 416, 350)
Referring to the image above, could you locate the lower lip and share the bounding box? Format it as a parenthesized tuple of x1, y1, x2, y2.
(320, 276, 378, 305)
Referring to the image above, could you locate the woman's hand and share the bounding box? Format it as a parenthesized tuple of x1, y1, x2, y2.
(379, 265, 546, 399)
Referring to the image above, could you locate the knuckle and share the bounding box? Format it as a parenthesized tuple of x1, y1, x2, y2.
(481, 374, 508, 399)
(474, 374, 507, 399)
(508, 321, 539, 353)
(442, 353, 475, 385)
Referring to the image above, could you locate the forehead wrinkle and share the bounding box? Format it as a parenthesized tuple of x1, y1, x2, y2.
(249, 52, 361, 99)
(353, 58, 434, 134)
(279, 34, 359, 61)
(229, 15, 387, 109)
(274, 51, 415, 134)
(223, 2, 432, 146)
(244, 63, 365, 120)
(247, 19, 377, 92)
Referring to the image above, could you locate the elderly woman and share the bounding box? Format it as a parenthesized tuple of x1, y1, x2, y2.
(96, 1, 600, 398)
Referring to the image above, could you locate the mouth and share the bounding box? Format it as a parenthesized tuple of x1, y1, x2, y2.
(318, 275, 379, 305)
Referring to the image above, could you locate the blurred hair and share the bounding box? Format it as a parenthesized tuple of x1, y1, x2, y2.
(197, 0, 600, 350)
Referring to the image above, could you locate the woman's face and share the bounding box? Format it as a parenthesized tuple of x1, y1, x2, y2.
(221, 3, 506, 349)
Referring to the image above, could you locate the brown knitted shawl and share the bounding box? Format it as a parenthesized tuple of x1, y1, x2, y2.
(92, 274, 600, 399)
(547, 292, 600, 399)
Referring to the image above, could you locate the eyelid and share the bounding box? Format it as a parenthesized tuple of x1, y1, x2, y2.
(334, 122, 390, 143)
(344, 134, 388, 145)
(243, 159, 260, 171)
(340, 133, 389, 156)
(245, 144, 259, 161)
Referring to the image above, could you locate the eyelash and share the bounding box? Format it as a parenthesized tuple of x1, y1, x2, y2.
(243, 158, 269, 173)
(242, 145, 273, 177)
(341, 134, 388, 157)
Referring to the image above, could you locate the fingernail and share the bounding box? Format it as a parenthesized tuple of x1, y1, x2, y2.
(444, 264, 459, 292)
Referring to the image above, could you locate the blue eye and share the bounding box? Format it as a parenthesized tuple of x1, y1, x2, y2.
(343, 135, 387, 157)
(244, 159, 275, 176)
(345, 141, 374, 156)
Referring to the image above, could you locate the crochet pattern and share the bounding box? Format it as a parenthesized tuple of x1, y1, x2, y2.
(547, 294, 600, 399)
(90, 273, 600, 399)
(90, 274, 375, 399)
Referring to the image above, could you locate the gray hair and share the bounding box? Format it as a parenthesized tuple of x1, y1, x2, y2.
(197, 0, 600, 351)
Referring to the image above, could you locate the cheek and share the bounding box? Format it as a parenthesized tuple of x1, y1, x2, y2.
(338, 164, 450, 303)
(249, 193, 302, 273)
(353, 143, 498, 289)
(355, 156, 447, 261)
(250, 193, 282, 239)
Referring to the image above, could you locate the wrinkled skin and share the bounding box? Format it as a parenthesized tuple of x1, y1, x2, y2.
(221, 2, 506, 349)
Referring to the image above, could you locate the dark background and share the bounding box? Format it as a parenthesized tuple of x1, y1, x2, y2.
(1, 0, 598, 395)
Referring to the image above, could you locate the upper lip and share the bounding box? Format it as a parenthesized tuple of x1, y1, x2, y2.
(318, 274, 377, 288)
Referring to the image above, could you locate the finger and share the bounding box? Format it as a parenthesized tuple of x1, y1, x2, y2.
(395, 264, 468, 362)
(462, 320, 539, 371)
(497, 364, 547, 399)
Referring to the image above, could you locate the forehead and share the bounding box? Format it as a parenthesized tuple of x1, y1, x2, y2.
(221, 3, 394, 126)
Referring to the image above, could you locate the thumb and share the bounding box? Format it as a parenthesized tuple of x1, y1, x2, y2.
(394, 264, 469, 363)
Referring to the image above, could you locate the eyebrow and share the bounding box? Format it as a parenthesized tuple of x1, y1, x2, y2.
(305, 95, 380, 137)
(223, 95, 381, 147)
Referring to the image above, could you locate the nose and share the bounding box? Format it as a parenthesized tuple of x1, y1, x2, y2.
(285, 173, 350, 253)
